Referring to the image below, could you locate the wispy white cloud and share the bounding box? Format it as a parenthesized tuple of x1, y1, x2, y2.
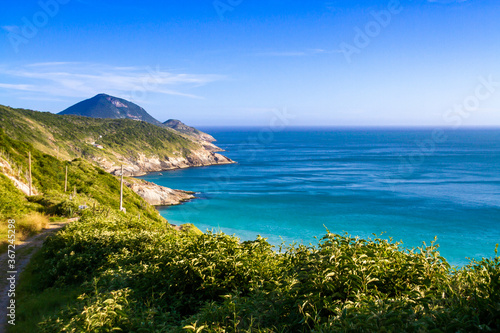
(25, 62, 80, 67)
(18, 96, 67, 102)
(0, 83, 34, 91)
(0, 62, 226, 102)
(1, 25, 20, 33)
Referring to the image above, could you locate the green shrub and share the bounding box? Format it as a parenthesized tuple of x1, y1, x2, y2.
(23, 212, 499, 332)
(39, 288, 134, 332)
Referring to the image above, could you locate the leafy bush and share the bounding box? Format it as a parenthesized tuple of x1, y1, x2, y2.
(39, 288, 134, 332)
(22, 212, 499, 332)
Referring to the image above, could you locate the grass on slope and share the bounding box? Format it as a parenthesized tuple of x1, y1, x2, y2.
(0, 128, 167, 252)
(0, 174, 40, 251)
(0, 105, 198, 164)
(0, 173, 28, 219)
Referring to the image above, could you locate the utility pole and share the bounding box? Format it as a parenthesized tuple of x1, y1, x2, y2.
(64, 165, 68, 192)
(119, 165, 124, 212)
(28, 152, 32, 196)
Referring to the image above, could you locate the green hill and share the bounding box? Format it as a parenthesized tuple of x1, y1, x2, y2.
(59, 94, 217, 143)
(164, 119, 216, 142)
(0, 104, 232, 176)
(59, 93, 162, 125)
(0, 127, 169, 250)
(1, 104, 193, 160)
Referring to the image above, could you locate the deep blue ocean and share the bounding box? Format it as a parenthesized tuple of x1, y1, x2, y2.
(140, 128, 500, 266)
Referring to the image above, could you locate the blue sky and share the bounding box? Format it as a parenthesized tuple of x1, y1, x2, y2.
(1, 0, 499, 126)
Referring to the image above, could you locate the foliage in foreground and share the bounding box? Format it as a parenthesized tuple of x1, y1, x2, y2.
(16, 210, 499, 332)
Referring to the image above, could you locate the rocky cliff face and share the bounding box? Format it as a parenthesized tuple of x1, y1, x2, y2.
(125, 179, 195, 206)
(93, 148, 234, 177)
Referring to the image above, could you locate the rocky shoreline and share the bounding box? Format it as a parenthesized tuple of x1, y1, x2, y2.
(125, 178, 196, 206)
(94, 148, 235, 177)
(119, 149, 235, 206)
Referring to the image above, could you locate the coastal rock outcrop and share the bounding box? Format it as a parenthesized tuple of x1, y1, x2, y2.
(163, 119, 216, 142)
(125, 179, 195, 206)
(95, 149, 234, 177)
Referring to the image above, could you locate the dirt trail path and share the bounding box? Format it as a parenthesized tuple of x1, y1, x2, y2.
(0, 218, 77, 333)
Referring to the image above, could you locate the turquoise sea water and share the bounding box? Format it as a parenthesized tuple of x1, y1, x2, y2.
(140, 128, 500, 266)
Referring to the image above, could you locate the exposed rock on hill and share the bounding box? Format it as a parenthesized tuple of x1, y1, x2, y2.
(59, 93, 162, 125)
(125, 178, 195, 206)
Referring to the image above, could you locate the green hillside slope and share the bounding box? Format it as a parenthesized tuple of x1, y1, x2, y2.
(0, 104, 199, 164)
(164, 119, 216, 142)
(0, 128, 163, 222)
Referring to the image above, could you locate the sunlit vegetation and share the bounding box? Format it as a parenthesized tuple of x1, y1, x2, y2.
(1, 105, 498, 332)
(0, 128, 165, 252)
(0, 104, 198, 164)
(11, 210, 499, 332)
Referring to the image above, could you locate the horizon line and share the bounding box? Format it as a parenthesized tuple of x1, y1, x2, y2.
(195, 125, 500, 129)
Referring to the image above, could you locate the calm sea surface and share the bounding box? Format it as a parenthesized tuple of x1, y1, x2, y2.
(140, 128, 500, 266)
